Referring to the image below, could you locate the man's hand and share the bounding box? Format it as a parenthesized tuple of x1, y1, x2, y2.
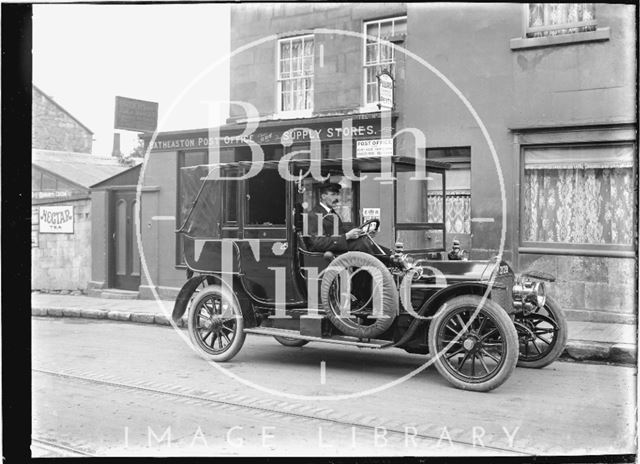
(345, 228, 363, 240)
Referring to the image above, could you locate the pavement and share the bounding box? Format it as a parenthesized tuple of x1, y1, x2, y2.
(31, 292, 638, 365)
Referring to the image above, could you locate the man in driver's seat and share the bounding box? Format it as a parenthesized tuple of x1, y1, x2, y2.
(306, 182, 390, 255)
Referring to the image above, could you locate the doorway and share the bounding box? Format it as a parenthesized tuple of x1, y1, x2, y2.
(109, 190, 141, 290)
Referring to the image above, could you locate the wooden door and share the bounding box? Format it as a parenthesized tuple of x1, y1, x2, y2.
(110, 190, 141, 290)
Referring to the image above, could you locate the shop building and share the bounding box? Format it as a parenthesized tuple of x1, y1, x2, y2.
(126, 3, 635, 325)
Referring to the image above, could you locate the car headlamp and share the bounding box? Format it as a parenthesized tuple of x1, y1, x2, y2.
(513, 277, 546, 311)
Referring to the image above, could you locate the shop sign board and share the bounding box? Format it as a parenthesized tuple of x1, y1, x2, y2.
(377, 72, 394, 109)
(147, 113, 395, 151)
(356, 139, 393, 158)
(39, 205, 74, 234)
(32, 191, 72, 200)
(115, 96, 158, 133)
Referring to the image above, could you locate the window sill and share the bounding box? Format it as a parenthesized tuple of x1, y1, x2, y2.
(276, 110, 313, 120)
(518, 245, 635, 259)
(510, 27, 610, 50)
(359, 105, 383, 114)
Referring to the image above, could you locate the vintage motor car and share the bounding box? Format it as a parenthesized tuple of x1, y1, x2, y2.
(172, 155, 567, 392)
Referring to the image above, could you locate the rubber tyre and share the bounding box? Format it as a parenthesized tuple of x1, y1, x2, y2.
(320, 251, 398, 339)
(187, 284, 246, 362)
(516, 296, 568, 368)
(273, 336, 309, 347)
(428, 295, 519, 392)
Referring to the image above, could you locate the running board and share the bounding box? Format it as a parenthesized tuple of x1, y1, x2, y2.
(243, 327, 394, 349)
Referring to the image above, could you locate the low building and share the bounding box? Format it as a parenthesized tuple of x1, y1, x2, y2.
(32, 150, 130, 291)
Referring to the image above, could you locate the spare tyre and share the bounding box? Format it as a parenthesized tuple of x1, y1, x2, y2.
(320, 251, 398, 338)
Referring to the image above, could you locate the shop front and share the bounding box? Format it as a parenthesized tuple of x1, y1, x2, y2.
(135, 112, 440, 298)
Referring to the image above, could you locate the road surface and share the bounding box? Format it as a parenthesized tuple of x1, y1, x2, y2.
(32, 317, 636, 456)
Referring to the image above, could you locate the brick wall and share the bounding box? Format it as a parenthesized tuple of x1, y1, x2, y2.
(32, 199, 92, 291)
(32, 87, 93, 153)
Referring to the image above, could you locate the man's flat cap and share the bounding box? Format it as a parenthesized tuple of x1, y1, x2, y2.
(317, 182, 342, 194)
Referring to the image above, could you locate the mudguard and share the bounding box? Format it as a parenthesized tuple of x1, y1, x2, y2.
(171, 275, 209, 322)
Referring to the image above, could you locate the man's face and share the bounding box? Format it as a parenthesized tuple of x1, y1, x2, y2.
(321, 190, 340, 207)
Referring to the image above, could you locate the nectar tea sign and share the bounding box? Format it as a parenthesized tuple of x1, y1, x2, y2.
(39, 205, 74, 234)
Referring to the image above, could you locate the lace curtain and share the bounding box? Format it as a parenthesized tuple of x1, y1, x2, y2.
(522, 145, 634, 246)
(527, 3, 596, 38)
(427, 192, 471, 235)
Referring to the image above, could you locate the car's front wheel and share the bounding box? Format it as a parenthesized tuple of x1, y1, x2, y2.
(516, 296, 567, 368)
(428, 295, 518, 392)
(187, 284, 246, 362)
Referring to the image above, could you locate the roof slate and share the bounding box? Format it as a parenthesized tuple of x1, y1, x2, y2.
(32, 149, 133, 189)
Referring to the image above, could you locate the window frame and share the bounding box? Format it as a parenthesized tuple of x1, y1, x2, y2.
(276, 34, 314, 118)
(362, 15, 407, 111)
(518, 141, 637, 256)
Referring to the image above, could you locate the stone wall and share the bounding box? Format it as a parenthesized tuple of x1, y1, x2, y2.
(519, 253, 637, 324)
(32, 199, 92, 291)
(32, 87, 93, 153)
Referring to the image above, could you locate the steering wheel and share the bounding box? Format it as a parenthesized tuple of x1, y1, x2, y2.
(358, 218, 380, 234)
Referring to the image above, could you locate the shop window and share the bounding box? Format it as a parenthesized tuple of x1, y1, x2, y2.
(521, 144, 635, 249)
(426, 147, 471, 249)
(363, 16, 406, 107)
(526, 4, 596, 38)
(176, 151, 208, 265)
(278, 35, 314, 115)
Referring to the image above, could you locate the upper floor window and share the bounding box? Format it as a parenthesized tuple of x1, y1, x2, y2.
(363, 16, 406, 107)
(526, 4, 596, 38)
(278, 35, 314, 115)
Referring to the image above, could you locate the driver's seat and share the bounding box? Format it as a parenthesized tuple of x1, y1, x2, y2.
(294, 203, 331, 275)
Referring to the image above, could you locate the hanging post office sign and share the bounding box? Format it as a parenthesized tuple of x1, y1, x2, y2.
(39, 205, 74, 234)
(377, 71, 394, 110)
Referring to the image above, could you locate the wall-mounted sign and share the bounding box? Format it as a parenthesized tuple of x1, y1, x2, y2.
(356, 138, 393, 158)
(114, 96, 159, 133)
(39, 205, 74, 234)
(32, 191, 72, 200)
(146, 113, 397, 152)
(362, 207, 381, 223)
(377, 72, 394, 110)
(32, 206, 39, 225)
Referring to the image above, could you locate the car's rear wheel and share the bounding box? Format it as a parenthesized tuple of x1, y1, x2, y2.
(428, 295, 518, 392)
(516, 296, 567, 368)
(273, 336, 309, 347)
(187, 284, 245, 361)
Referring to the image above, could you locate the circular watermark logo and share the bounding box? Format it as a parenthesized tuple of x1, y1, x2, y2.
(135, 28, 507, 401)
